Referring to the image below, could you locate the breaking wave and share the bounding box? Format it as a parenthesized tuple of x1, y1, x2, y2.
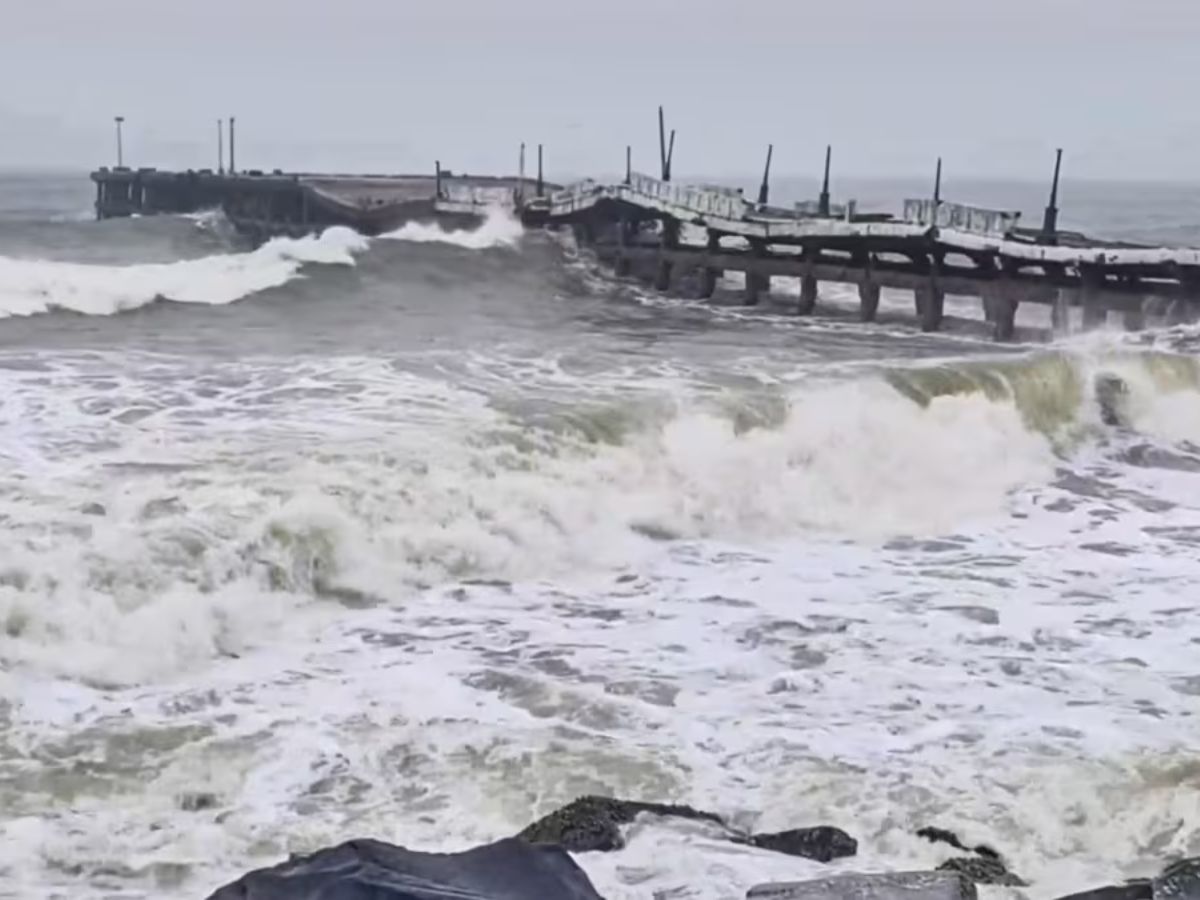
(1, 342, 1197, 684)
(381, 206, 524, 249)
(0, 226, 368, 318)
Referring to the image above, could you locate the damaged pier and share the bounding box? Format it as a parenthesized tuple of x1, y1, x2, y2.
(91, 113, 1200, 341)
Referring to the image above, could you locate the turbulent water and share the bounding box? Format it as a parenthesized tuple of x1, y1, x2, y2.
(1, 171, 1200, 900)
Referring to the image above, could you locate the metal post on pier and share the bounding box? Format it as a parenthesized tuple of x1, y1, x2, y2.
(1042, 148, 1063, 239)
(114, 116, 125, 168)
(665, 129, 675, 182)
(217, 119, 225, 174)
(435, 160, 443, 199)
(756, 144, 773, 207)
(625, 145, 632, 185)
(536, 144, 544, 197)
(518, 143, 526, 201)
(818, 145, 832, 216)
(933, 157, 943, 206)
(229, 116, 237, 174)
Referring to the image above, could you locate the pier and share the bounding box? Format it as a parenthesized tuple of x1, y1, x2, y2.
(91, 113, 1200, 341)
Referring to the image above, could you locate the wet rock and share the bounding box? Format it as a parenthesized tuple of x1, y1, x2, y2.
(1051, 883, 1151, 900)
(1156, 857, 1200, 898)
(177, 791, 219, 812)
(81, 502, 107, 516)
(747, 871, 976, 900)
(517, 796, 723, 852)
(938, 857, 1027, 887)
(916, 826, 1000, 860)
(938, 606, 1000, 626)
(743, 826, 857, 863)
(518, 796, 857, 863)
(204, 836, 604, 900)
(1095, 373, 1130, 427)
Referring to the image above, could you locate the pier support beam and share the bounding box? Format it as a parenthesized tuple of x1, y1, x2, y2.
(914, 256, 944, 332)
(1051, 289, 1071, 333)
(1080, 266, 1107, 330)
(656, 221, 678, 292)
(699, 231, 721, 299)
(985, 286, 1018, 342)
(855, 253, 879, 321)
(614, 217, 632, 278)
(743, 240, 768, 305)
(1123, 305, 1147, 332)
(797, 251, 818, 315)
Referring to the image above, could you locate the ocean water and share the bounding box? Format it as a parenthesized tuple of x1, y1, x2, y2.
(0, 171, 1199, 900)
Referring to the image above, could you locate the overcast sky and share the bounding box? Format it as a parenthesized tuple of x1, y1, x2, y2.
(3, 0, 1199, 182)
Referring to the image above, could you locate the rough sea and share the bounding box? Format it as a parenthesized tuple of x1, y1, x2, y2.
(1, 171, 1199, 899)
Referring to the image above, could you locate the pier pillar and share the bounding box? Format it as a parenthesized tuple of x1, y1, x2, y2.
(1051, 289, 1071, 333)
(916, 284, 944, 332)
(656, 221, 678, 292)
(1123, 306, 1147, 332)
(743, 239, 768, 305)
(985, 286, 1018, 341)
(614, 217, 632, 277)
(797, 251, 818, 315)
(699, 230, 721, 299)
(1166, 298, 1194, 326)
(1080, 267, 1107, 330)
(858, 280, 880, 322)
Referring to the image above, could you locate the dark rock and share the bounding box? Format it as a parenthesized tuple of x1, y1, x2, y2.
(1156, 858, 1200, 899)
(744, 827, 858, 863)
(1095, 374, 1130, 427)
(81, 502, 107, 516)
(204, 836, 604, 900)
(178, 791, 219, 812)
(748, 871, 977, 900)
(517, 796, 723, 852)
(937, 857, 1027, 887)
(1051, 883, 1151, 900)
(916, 826, 1000, 860)
(518, 796, 857, 864)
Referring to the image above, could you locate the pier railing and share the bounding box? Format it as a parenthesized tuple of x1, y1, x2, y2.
(903, 199, 1020, 237)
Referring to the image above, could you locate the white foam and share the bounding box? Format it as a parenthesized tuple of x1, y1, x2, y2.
(381, 205, 524, 249)
(0, 226, 367, 318)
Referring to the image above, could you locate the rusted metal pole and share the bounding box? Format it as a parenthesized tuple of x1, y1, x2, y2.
(658, 106, 667, 180)
(756, 144, 773, 207)
(1042, 148, 1063, 237)
(818, 145, 832, 217)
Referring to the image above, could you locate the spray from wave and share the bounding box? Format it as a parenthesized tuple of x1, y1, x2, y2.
(0, 226, 368, 318)
(381, 206, 524, 249)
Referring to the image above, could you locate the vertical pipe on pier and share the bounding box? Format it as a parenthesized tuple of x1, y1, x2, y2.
(756, 144, 773, 207)
(818, 145, 832, 216)
(518, 143, 526, 203)
(536, 144, 544, 197)
(229, 117, 237, 174)
(435, 160, 443, 199)
(1042, 148, 1063, 239)
(625, 145, 632, 185)
(933, 157, 943, 206)
(665, 130, 675, 182)
(114, 116, 125, 168)
(217, 119, 225, 174)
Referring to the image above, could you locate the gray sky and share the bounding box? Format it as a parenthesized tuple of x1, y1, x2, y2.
(3, 0, 1199, 182)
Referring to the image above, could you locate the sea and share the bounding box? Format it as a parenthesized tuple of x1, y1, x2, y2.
(0, 170, 1199, 899)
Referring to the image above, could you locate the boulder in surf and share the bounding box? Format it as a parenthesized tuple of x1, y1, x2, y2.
(203, 836, 605, 900)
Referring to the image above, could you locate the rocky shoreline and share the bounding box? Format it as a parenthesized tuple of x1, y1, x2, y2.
(205, 795, 1198, 899)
